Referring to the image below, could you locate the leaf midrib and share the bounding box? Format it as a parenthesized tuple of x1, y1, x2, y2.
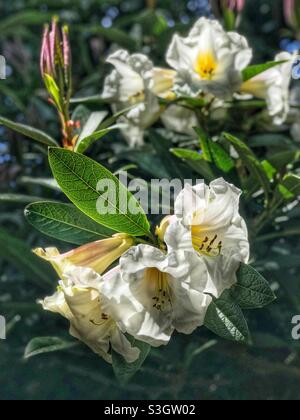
(28, 204, 112, 240)
(51, 149, 150, 237)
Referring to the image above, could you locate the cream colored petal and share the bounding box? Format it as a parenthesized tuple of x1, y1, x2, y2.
(34, 235, 133, 277)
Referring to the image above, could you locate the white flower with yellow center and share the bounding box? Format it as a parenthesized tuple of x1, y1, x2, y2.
(41, 266, 140, 364)
(34, 234, 134, 277)
(100, 245, 212, 347)
(166, 17, 252, 99)
(240, 52, 295, 125)
(102, 50, 176, 147)
(164, 178, 250, 298)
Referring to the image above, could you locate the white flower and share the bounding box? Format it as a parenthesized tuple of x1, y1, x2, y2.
(161, 105, 198, 136)
(164, 178, 250, 298)
(34, 234, 134, 277)
(102, 50, 175, 147)
(166, 17, 252, 99)
(240, 52, 295, 125)
(100, 245, 212, 347)
(41, 266, 140, 364)
(289, 86, 300, 142)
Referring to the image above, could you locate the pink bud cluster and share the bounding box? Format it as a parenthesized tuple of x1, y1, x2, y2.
(40, 17, 71, 79)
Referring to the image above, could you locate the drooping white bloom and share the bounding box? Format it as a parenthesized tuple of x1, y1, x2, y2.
(100, 245, 212, 347)
(164, 178, 250, 298)
(102, 50, 175, 147)
(240, 52, 295, 125)
(41, 266, 140, 364)
(166, 17, 252, 99)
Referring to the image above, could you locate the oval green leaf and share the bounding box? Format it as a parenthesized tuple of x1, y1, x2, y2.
(25, 202, 117, 245)
(48, 148, 150, 237)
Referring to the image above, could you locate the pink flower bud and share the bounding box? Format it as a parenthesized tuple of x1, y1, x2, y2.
(284, 0, 298, 29)
(40, 17, 71, 80)
(226, 0, 245, 12)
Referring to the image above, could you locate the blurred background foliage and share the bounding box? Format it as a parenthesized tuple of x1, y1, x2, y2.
(1, 0, 300, 400)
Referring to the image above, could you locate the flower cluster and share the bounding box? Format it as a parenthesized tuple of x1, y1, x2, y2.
(102, 17, 296, 147)
(37, 178, 249, 363)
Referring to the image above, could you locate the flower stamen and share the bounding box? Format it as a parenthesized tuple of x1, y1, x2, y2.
(193, 233, 223, 257)
(194, 51, 217, 80)
(147, 268, 172, 312)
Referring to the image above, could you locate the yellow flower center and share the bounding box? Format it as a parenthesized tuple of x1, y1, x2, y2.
(194, 51, 217, 80)
(129, 91, 145, 105)
(191, 225, 223, 257)
(146, 268, 172, 312)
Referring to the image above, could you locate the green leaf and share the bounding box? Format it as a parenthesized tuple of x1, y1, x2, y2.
(280, 174, 300, 196)
(70, 95, 106, 105)
(24, 337, 79, 359)
(204, 290, 251, 343)
(209, 141, 235, 173)
(0, 227, 55, 290)
(25, 202, 116, 245)
(75, 106, 134, 154)
(195, 129, 235, 173)
(0, 115, 58, 147)
(195, 127, 213, 162)
(78, 24, 138, 51)
(75, 127, 117, 154)
(261, 160, 277, 181)
(223, 8, 236, 31)
(242, 61, 287, 82)
(269, 151, 300, 170)
(77, 111, 107, 141)
(223, 133, 271, 201)
(171, 148, 215, 181)
(112, 337, 151, 384)
(0, 10, 52, 34)
(20, 176, 60, 191)
(44, 74, 62, 112)
(48, 148, 150, 237)
(0, 193, 44, 204)
(231, 264, 276, 310)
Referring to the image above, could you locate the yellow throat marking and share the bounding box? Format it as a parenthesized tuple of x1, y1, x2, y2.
(194, 51, 217, 80)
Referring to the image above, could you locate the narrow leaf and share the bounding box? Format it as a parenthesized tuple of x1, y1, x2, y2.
(25, 202, 116, 245)
(0, 115, 58, 147)
(242, 61, 287, 82)
(171, 148, 215, 181)
(24, 337, 79, 359)
(223, 133, 271, 201)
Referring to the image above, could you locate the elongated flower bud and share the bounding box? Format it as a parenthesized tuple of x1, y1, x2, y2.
(34, 234, 134, 277)
(284, 0, 300, 30)
(40, 17, 72, 78)
(40, 17, 75, 148)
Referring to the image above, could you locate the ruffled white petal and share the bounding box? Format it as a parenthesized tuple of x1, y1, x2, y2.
(101, 245, 213, 346)
(40, 266, 140, 364)
(241, 52, 295, 125)
(165, 178, 250, 298)
(102, 50, 162, 147)
(166, 17, 252, 99)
